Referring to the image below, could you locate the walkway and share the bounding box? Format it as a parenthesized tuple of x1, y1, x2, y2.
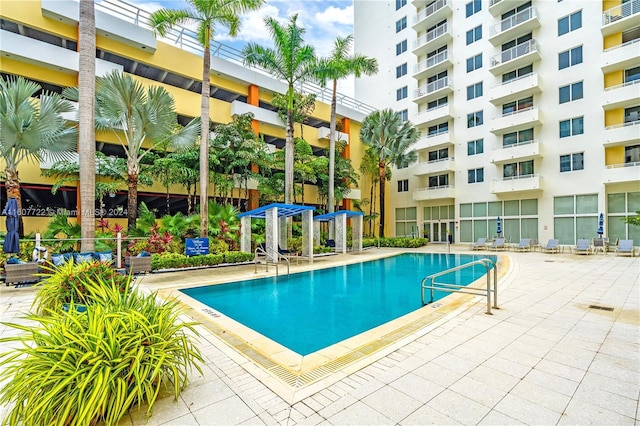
(0, 246, 638, 425)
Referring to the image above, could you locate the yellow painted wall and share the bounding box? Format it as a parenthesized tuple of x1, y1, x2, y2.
(603, 0, 621, 11)
(604, 70, 623, 88)
(0, 57, 77, 88)
(603, 33, 622, 49)
(605, 109, 624, 126)
(605, 146, 625, 165)
(0, 1, 77, 41)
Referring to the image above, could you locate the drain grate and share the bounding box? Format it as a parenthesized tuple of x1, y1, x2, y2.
(589, 305, 614, 312)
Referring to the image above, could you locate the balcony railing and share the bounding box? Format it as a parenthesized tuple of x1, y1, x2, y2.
(490, 7, 535, 36)
(501, 72, 534, 86)
(603, 1, 640, 25)
(501, 173, 536, 181)
(502, 138, 537, 149)
(604, 37, 640, 53)
(501, 105, 534, 117)
(414, 50, 448, 74)
(607, 161, 640, 169)
(489, 0, 502, 5)
(490, 39, 537, 67)
(414, 77, 450, 98)
(414, 0, 448, 24)
(414, 23, 448, 50)
(604, 79, 640, 92)
(605, 119, 640, 130)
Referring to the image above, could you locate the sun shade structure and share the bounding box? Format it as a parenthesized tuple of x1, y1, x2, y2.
(314, 211, 364, 254)
(238, 203, 316, 259)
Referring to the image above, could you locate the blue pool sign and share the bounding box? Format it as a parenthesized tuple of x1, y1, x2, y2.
(185, 238, 209, 256)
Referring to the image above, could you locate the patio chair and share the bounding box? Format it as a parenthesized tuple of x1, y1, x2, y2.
(572, 239, 592, 255)
(615, 239, 636, 257)
(540, 239, 560, 254)
(513, 238, 532, 252)
(470, 238, 487, 250)
(592, 238, 606, 254)
(487, 237, 506, 251)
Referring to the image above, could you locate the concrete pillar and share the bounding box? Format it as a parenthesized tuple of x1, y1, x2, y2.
(313, 221, 321, 245)
(265, 207, 277, 255)
(241, 216, 252, 253)
(335, 213, 347, 254)
(278, 215, 288, 250)
(353, 215, 363, 253)
(302, 210, 313, 261)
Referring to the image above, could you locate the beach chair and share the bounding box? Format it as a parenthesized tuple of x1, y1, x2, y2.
(487, 237, 506, 251)
(540, 239, 560, 254)
(470, 238, 487, 250)
(615, 240, 636, 257)
(513, 238, 532, 252)
(573, 239, 592, 255)
(592, 238, 606, 254)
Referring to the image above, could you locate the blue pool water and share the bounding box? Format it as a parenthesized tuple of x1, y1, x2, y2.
(181, 253, 495, 355)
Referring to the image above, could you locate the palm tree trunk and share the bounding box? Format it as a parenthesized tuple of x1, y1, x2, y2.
(4, 168, 23, 235)
(379, 162, 386, 238)
(127, 170, 138, 231)
(328, 79, 338, 213)
(285, 88, 295, 205)
(369, 178, 374, 237)
(78, 0, 96, 252)
(199, 34, 211, 237)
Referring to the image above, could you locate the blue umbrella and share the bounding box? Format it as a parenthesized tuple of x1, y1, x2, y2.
(496, 216, 502, 236)
(3, 198, 20, 254)
(597, 213, 604, 236)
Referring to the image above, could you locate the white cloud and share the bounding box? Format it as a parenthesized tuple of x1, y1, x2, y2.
(315, 5, 353, 26)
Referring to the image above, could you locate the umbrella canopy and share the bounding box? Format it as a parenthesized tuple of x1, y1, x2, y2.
(597, 213, 604, 236)
(496, 216, 502, 236)
(3, 198, 20, 254)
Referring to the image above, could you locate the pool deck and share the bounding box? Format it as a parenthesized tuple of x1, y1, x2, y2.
(1, 245, 638, 425)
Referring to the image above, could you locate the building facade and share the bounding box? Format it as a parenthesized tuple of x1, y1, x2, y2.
(0, 0, 374, 234)
(354, 0, 640, 245)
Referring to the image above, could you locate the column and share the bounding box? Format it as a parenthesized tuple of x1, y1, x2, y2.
(335, 213, 347, 254)
(302, 210, 314, 261)
(240, 216, 252, 253)
(353, 215, 363, 253)
(279, 215, 288, 250)
(265, 207, 278, 255)
(247, 84, 260, 210)
(341, 117, 352, 211)
(313, 221, 321, 245)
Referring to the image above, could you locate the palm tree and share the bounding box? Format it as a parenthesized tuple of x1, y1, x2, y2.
(65, 71, 199, 231)
(149, 0, 264, 237)
(0, 76, 77, 233)
(243, 15, 318, 205)
(360, 109, 419, 238)
(316, 35, 378, 213)
(78, 0, 96, 251)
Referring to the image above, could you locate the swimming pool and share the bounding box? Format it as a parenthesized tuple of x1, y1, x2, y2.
(181, 253, 495, 356)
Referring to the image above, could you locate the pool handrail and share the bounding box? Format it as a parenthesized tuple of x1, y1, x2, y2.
(421, 258, 498, 315)
(254, 246, 290, 276)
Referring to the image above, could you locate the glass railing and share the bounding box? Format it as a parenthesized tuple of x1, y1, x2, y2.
(606, 161, 640, 169)
(490, 39, 537, 67)
(605, 119, 640, 130)
(604, 78, 640, 91)
(501, 105, 535, 117)
(414, 77, 450, 98)
(414, 51, 448, 74)
(414, 23, 448, 49)
(414, 0, 449, 24)
(501, 139, 538, 149)
(603, 37, 640, 52)
(603, 1, 640, 25)
(490, 7, 536, 36)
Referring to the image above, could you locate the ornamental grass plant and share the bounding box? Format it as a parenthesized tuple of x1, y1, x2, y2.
(0, 276, 203, 426)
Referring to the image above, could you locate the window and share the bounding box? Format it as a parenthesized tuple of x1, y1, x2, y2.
(560, 153, 584, 172)
(396, 16, 407, 33)
(622, 27, 640, 44)
(503, 128, 534, 147)
(396, 86, 408, 101)
(467, 139, 484, 155)
(625, 106, 640, 123)
(466, 25, 482, 45)
(468, 168, 484, 183)
(395, 0, 407, 10)
(396, 40, 407, 55)
(396, 63, 407, 78)
(397, 179, 409, 192)
(625, 66, 640, 83)
(625, 145, 640, 163)
(503, 160, 534, 178)
(558, 10, 582, 36)
(466, 0, 481, 17)
(398, 109, 408, 122)
(559, 46, 583, 70)
(501, 33, 532, 52)
(467, 110, 483, 128)
(428, 174, 449, 188)
(559, 116, 584, 138)
(502, 1, 531, 19)
(502, 64, 532, 83)
(467, 82, 483, 100)
(466, 54, 482, 72)
(427, 96, 448, 110)
(559, 81, 584, 104)
(428, 148, 449, 162)
(428, 122, 448, 135)
(395, 207, 417, 237)
(502, 96, 533, 115)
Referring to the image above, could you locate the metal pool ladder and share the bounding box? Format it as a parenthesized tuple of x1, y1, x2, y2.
(421, 258, 498, 315)
(254, 246, 290, 276)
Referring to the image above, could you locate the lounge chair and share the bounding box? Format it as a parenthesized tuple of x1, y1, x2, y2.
(513, 238, 532, 252)
(470, 238, 487, 250)
(324, 239, 336, 248)
(540, 239, 560, 253)
(487, 237, 506, 251)
(592, 238, 606, 254)
(573, 239, 592, 255)
(615, 239, 636, 257)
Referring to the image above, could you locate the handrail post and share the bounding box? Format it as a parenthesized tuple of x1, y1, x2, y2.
(116, 232, 122, 269)
(485, 264, 492, 315)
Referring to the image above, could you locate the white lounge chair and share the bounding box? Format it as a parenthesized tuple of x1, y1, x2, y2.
(615, 240, 636, 257)
(487, 237, 506, 251)
(573, 239, 592, 255)
(513, 238, 532, 252)
(540, 239, 560, 253)
(470, 238, 487, 250)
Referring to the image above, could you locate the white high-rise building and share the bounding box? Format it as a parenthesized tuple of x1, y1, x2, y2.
(354, 0, 640, 246)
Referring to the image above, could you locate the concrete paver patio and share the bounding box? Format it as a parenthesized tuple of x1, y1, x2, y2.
(0, 245, 638, 425)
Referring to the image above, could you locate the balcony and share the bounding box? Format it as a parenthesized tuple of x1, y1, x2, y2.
(413, 23, 452, 57)
(489, 39, 541, 76)
(413, 77, 453, 104)
(603, 121, 640, 147)
(317, 127, 349, 144)
(413, 51, 452, 80)
(413, 131, 453, 152)
(230, 100, 283, 128)
(603, 162, 640, 184)
(602, 1, 640, 36)
(488, 0, 531, 17)
(412, 0, 452, 32)
(488, 7, 540, 47)
(490, 106, 542, 134)
(413, 185, 455, 201)
(414, 158, 455, 176)
(413, 103, 454, 127)
(601, 39, 640, 74)
(491, 174, 542, 194)
(489, 73, 542, 105)
(602, 80, 640, 111)
(490, 140, 541, 164)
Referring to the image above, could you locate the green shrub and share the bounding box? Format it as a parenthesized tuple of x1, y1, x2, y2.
(150, 252, 254, 270)
(0, 279, 202, 426)
(360, 237, 428, 248)
(314, 245, 333, 254)
(224, 251, 253, 263)
(208, 238, 229, 254)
